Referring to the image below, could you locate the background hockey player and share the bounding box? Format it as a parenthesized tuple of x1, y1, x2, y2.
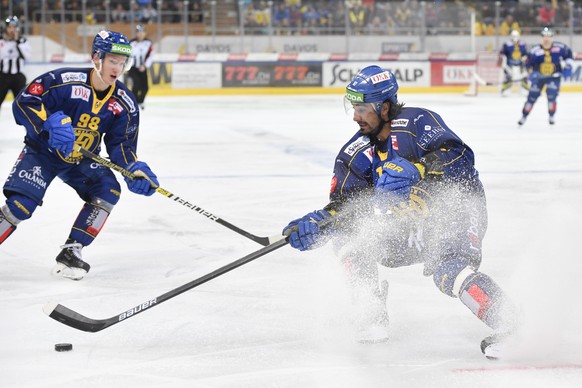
(0, 16, 32, 115)
(0, 30, 159, 280)
(126, 24, 153, 110)
(498, 29, 528, 95)
(282, 65, 518, 358)
(518, 26, 573, 126)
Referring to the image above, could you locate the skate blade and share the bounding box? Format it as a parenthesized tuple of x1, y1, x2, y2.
(51, 263, 87, 281)
(482, 342, 504, 360)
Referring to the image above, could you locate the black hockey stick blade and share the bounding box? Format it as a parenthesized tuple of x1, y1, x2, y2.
(76, 146, 277, 246)
(43, 237, 289, 333)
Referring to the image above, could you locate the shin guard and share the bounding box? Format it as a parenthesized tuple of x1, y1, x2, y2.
(456, 270, 516, 331)
(0, 205, 18, 244)
(70, 198, 114, 246)
(1, 195, 38, 244)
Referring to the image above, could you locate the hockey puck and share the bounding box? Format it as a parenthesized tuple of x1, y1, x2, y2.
(54, 343, 73, 352)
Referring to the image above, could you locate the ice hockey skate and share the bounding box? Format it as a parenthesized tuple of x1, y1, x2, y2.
(52, 239, 90, 281)
(549, 116, 555, 125)
(352, 279, 390, 344)
(518, 115, 527, 126)
(480, 332, 512, 360)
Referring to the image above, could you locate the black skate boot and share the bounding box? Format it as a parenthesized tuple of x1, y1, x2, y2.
(52, 238, 90, 280)
(481, 332, 513, 360)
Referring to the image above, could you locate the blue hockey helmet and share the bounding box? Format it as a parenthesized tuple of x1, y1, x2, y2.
(541, 26, 554, 37)
(345, 65, 399, 114)
(5, 16, 20, 27)
(92, 30, 132, 59)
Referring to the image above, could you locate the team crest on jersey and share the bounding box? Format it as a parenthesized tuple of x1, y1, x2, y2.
(28, 83, 43, 95)
(71, 85, 91, 102)
(390, 134, 399, 150)
(117, 89, 136, 113)
(107, 98, 124, 115)
(344, 136, 370, 156)
(61, 72, 87, 83)
(390, 119, 409, 127)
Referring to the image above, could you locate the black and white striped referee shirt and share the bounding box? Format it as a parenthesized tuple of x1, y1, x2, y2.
(0, 36, 32, 75)
(129, 39, 153, 69)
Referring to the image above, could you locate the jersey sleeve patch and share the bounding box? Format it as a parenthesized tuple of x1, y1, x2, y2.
(28, 83, 43, 95)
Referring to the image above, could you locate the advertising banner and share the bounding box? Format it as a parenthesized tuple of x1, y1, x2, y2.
(221, 63, 323, 87)
(322, 62, 430, 87)
(171, 62, 222, 89)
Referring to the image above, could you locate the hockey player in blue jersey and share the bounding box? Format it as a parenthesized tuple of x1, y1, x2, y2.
(0, 30, 159, 280)
(282, 65, 517, 358)
(518, 26, 574, 126)
(498, 30, 528, 95)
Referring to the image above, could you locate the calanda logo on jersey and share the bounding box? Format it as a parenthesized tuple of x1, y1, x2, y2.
(18, 166, 47, 189)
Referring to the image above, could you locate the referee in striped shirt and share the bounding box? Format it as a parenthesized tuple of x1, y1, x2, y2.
(0, 16, 32, 115)
(127, 24, 153, 110)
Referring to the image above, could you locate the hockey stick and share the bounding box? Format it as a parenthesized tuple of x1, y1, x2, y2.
(43, 237, 290, 332)
(77, 147, 280, 246)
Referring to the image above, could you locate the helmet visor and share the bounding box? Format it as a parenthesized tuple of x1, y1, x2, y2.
(344, 97, 378, 117)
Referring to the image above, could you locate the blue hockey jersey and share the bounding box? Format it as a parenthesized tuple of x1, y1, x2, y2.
(12, 67, 140, 168)
(525, 42, 573, 76)
(499, 39, 528, 67)
(330, 106, 479, 204)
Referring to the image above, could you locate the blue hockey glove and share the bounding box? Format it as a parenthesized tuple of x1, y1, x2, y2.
(124, 161, 159, 196)
(528, 71, 540, 83)
(375, 156, 421, 204)
(282, 210, 331, 251)
(43, 111, 75, 156)
(562, 65, 572, 79)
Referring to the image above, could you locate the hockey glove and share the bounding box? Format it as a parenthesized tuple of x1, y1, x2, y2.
(375, 156, 421, 204)
(282, 210, 332, 251)
(124, 161, 159, 196)
(528, 71, 540, 83)
(562, 65, 572, 79)
(43, 111, 75, 156)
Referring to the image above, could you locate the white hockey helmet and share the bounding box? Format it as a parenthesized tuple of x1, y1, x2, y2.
(510, 30, 520, 42)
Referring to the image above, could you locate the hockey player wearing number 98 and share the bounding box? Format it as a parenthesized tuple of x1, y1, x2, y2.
(282, 65, 518, 359)
(0, 30, 159, 280)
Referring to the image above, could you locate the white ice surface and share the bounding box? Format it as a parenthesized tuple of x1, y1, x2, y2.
(1, 92, 581, 387)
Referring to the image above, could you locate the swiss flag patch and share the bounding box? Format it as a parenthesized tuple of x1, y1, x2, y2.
(29, 83, 43, 95)
(107, 98, 124, 115)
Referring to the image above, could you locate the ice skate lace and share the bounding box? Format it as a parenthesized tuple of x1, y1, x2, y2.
(60, 242, 83, 259)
